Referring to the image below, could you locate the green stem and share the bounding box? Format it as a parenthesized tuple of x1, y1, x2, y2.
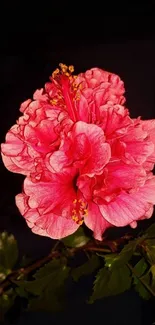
(0, 242, 111, 295)
(85, 246, 111, 253)
(127, 263, 155, 297)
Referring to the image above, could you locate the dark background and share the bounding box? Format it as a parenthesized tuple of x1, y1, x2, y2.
(1, 3, 155, 325)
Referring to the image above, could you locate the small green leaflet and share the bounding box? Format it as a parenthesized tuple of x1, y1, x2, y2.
(72, 255, 100, 282)
(133, 258, 151, 300)
(15, 259, 70, 312)
(150, 264, 155, 289)
(104, 239, 138, 270)
(0, 232, 18, 282)
(144, 239, 155, 264)
(62, 227, 90, 248)
(16, 259, 70, 295)
(133, 258, 148, 278)
(0, 289, 16, 322)
(89, 265, 131, 303)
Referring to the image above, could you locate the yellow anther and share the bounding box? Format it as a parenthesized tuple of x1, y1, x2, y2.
(59, 63, 68, 72)
(72, 209, 76, 214)
(52, 68, 60, 79)
(73, 199, 77, 204)
(78, 199, 82, 203)
(52, 99, 57, 104)
(72, 215, 79, 222)
(50, 99, 58, 105)
(84, 209, 88, 216)
(69, 65, 74, 73)
(76, 95, 80, 101)
(78, 220, 84, 225)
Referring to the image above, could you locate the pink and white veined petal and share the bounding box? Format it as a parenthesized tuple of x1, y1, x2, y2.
(141, 119, 155, 162)
(72, 121, 111, 176)
(1, 131, 25, 157)
(47, 150, 73, 173)
(105, 161, 146, 190)
(99, 176, 155, 227)
(16, 193, 79, 239)
(84, 202, 112, 241)
(124, 140, 154, 164)
(22, 174, 76, 217)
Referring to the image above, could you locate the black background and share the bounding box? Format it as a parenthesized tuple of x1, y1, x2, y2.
(1, 2, 155, 324)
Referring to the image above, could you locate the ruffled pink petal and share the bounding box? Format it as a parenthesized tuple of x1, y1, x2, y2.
(84, 202, 112, 240)
(16, 193, 79, 239)
(99, 176, 155, 227)
(141, 119, 155, 162)
(77, 175, 96, 201)
(140, 204, 154, 220)
(1, 131, 25, 157)
(47, 150, 72, 173)
(1, 131, 37, 175)
(20, 99, 32, 113)
(77, 94, 90, 122)
(124, 140, 154, 164)
(141, 119, 155, 143)
(72, 121, 111, 176)
(1, 154, 22, 174)
(33, 88, 48, 101)
(1, 152, 34, 175)
(100, 105, 131, 138)
(49, 121, 111, 176)
(24, 120, 59, 154)
(23, 174, 76, 217)
(105, 162, 146, 190)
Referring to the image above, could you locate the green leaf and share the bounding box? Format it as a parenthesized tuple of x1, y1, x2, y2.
(150, 264, 155, 289)
(15, 259, 70, 312)
(15, 285, 29, 299)
(62, 227, 90, 248)
(72, 255, 100, 282)
(133, 271, 151, 300)
(16, 259, 70, 295)
(0, 232, 18, 282)
(133, 258, 148, 277)
(145, 223, 155, 238)
(104, 240, 138, 270)
(0, 289, 16, 322)
(104, 254, 118, 268)
(144, 239, 155, 264)
(132, 258, 151, 299)
(89, 265, 131, 303)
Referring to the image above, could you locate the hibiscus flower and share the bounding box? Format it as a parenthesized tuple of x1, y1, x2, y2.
(1, 64, 155, 240)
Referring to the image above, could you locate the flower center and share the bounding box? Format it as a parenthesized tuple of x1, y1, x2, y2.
(71, 199, 88, 225)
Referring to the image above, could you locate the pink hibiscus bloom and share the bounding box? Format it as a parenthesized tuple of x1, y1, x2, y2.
(16, 115, 155, 240)
(1, 64, 155, 240)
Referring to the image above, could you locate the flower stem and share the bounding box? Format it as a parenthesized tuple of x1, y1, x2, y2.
(85, 246, 111, 253)
(0, 241, 111, 295)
